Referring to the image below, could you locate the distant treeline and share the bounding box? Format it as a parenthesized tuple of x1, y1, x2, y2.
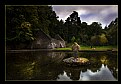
(6, 5, 118, 46)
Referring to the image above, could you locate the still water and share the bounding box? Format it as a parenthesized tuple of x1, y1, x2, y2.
(6, 51, 118, 81)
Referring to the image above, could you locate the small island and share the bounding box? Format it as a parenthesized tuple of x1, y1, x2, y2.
(63, 57, 90, 66)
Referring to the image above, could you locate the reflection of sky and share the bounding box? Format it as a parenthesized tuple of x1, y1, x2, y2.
(57, 71, 72, 81)
(80, 64, 116, 81)
(57, 64, 117, 81)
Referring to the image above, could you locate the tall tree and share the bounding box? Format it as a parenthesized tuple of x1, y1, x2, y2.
(106, 18, 118, 45)
(64, 11, 81, 43)
(6, 5, 56, 46)
(48, 11, 59, 37)
(89, 22, 102, 36)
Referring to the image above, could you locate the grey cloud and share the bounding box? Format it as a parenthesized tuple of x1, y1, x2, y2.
(52, 5, 117, 14)
(52, 5, 118, 28)
(103, 13, 118, 23)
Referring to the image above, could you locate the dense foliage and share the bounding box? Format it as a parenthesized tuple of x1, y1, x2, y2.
(6, 5, 118, 47)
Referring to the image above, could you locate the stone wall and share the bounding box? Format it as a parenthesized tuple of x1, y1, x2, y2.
(31, 39, 51, 49)
(31, 38, 66, 49)
(31, 30, 66, 49)
(51, 39, 66, 48)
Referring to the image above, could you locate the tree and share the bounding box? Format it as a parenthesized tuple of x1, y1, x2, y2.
(80, 22, 90, 45)
(106, 18, 118, 45)
(37, 6, 53, 35)
(64, 11, 81, 43)
(71, 36, 76, 43)
(69, 11, 81, 25)
(89, 22, 102, 36)
(48, 10, 60, 37)
(90, 34, 108, 46)
(6, 5, 57, 47)
(99, 34, 108, 45)
(91, 35, 100, 46)
(54, 19, 67, 40)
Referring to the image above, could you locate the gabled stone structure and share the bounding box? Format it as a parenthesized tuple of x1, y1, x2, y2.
(50, 34, 66, 48)
(31, 30, 66, 49)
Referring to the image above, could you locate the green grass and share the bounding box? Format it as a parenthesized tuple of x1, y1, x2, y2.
(55, 46, 118, 51)
(55, 48, 72, 50)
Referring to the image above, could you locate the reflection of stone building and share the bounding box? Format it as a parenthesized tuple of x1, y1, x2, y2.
(31, 29, 66, 49)
(30, 51, 66, 80)
(32, 51, 66, 66)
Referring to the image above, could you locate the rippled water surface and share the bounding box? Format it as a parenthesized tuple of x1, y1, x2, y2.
(6, 51, 118, 81)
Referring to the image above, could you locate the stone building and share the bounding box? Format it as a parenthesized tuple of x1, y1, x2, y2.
(31, 30, 66, 49)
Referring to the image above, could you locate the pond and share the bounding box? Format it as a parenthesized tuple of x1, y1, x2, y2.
(6, 51, 118, 81)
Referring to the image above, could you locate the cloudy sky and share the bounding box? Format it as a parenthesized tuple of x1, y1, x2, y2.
(52, 5, 118, 28)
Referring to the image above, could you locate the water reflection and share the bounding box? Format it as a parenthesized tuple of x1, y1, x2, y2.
(80, 64, 116, 81)
(58, 64, 116, 81)
(6, 51, 118, 81)
(6, 51, 65, 80)
(57, 71, 72, 81)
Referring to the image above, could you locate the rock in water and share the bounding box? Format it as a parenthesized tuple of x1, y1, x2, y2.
(63, 57, 89, 66)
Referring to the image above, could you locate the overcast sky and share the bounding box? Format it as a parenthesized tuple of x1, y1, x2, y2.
(52, 5, 118, 28)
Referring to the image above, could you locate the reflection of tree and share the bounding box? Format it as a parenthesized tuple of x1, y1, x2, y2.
(63, 63, 102, 80)
(62, 52, 117, 80)
(107, 66, 118, 79)
(100, 55, 108, 64)
(88, 56, 102, 72)
(63, 66, 86, 80)
(6, 51, 65, 80)
(32, 63, 64, 80)
(65, 69, 81, 80)
(19, 61, 37, 79)
(6, 51, 117, 80)
(104, 52, 118, 79)
(88, 63, 102, 72)
(70, 69, 81, 80)
(6, 52, 37, 80)
(25, 51, 65, 80)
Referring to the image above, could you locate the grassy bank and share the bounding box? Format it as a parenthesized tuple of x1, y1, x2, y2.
(55, 46, 118, 51)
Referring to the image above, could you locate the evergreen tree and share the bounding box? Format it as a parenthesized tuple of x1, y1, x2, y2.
(106, 18, 118, 45)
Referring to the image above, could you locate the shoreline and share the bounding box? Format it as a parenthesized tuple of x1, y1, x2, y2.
(6, 49, 118, 53)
